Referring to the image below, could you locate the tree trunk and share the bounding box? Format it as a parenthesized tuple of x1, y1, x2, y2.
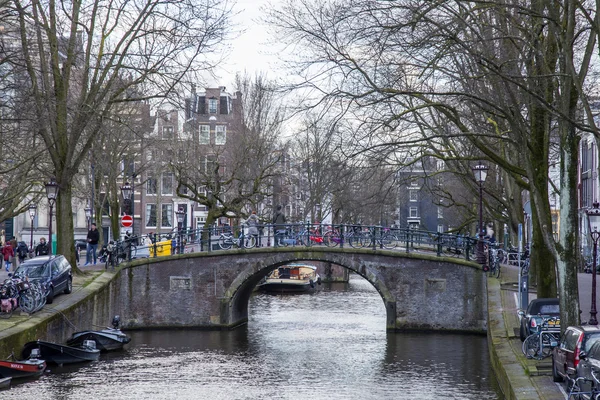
(55, 180, 82, 274)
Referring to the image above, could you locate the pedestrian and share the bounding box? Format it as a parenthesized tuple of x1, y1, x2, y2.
(35, 237, 49, 256)
(246, 211, 259, 247)
(85, 223, 100, 265)
(2, 242, 14, 272)
(17, 241, 27, 264)
(9, 236, 17, 268)
(272, 205, 286, 247)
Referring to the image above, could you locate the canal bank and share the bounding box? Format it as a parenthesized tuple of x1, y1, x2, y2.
(0, 259, 563, 399)
(489, 264, 564, 399)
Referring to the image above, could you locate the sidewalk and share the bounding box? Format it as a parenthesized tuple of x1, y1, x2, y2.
(492, 264, 566, 399)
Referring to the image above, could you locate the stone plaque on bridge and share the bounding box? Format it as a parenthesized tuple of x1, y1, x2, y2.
(425, 278, 446, 293)
(170, 276, 192, 290)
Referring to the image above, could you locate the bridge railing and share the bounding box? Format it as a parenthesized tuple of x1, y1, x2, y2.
(118, 224, 502, 263)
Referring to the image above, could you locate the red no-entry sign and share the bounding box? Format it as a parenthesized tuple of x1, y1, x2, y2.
(121, 214, 133, 228)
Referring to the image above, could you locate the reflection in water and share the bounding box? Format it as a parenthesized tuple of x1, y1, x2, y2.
(4, 274, 502, 399)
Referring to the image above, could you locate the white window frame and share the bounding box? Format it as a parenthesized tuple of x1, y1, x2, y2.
(199, 125, 210, 144)
(145, 204, 157, 227)
(146, 176, 157, 195)
(437, 206, 443, 219)
(409, 207, 418, 218)
(409, 190, 418, 202)
(437, 224, 444, 233)
(208, 98, 218, 114)
(215, 125, 226, 145)
(161, 203, 173, 227)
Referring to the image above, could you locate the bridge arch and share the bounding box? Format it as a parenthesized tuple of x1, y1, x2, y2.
(224, 252, 398, 329)
(111, 248, 486, 333)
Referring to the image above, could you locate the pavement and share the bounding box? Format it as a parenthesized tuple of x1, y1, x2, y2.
(491, 264, 568, 399)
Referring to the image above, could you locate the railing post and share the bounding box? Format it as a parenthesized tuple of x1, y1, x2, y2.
(152, 233, 158, 258)
(465, 237, 472, 261)
(405, 227, 410, 253)
(208, 227, 212, 253)
(372, 226, 377, 251)
(339, 224, 344, 248)
(437, 232, 442, 256)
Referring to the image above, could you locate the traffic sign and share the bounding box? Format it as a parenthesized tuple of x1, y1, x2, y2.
(121, 214, 133, 228)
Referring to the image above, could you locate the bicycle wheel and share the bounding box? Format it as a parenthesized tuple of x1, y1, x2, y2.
(219, 235, 232, 250)
(522, 333, 541, 359)
(245, 236, 256, 249)
(381, 233, 397, 249)
(323, 231, 339, 248)
(0, 308, 12, 319)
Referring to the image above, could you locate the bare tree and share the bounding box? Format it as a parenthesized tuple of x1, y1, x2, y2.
(172, 74, 284, 231)
(267, 0, 599, 329)
(5, 0, 231, 269)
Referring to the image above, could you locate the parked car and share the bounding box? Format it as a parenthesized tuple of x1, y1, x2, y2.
(573, 339, 600, 397)
(552, 325, 600, 383)
(518, 298, 560, 341)
(12, 255, 73, 304)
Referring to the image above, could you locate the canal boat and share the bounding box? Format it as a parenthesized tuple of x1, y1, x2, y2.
(0, 376, 10, 390)
(0, 349, 46, 379)
(67, 315, 131, 352)
(257, 264, 321, 293)
(21, 339, 101, 365)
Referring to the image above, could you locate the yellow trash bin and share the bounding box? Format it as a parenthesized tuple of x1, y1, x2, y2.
(149, 240, 172, 257)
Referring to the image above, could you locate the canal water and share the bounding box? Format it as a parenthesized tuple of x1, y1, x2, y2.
(5, 274, 503, 399)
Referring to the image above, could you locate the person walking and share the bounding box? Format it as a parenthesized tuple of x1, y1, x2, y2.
(35, 237, 50, 256)
(246, 211, 259, 247)
(2, 242, 14, 272)
(85, 223, 100, 265)
(272, 205, 286, 247)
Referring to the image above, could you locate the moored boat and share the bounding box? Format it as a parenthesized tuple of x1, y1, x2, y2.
(21, 340, 100, 365)
(67, 315, 131, 352)
(0, 349, 46, 379)
(0, 376, 11, 390)
(258, 264, 321, 293)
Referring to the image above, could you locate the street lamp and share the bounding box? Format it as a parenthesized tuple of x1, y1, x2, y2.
(28, 204, 36, 252)
(45, 178, 59, 255)
(472, 163, 489, 267)
(587, 201, 600, 325)
(84, 205, 92, 230)
(120, 181, 132, 213)
(176, 207, 185, 254)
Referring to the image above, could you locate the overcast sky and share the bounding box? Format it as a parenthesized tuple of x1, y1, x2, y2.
(214, 0, 284, 89)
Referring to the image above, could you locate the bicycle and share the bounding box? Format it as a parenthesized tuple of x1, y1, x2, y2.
(522, 316, 560, 359)
(105, 240, 127, 270)
(487, 246, 502, 278)
(567, 370, 600, 399)
(219, 231, 255, 250)
(360, 227, 398, 250)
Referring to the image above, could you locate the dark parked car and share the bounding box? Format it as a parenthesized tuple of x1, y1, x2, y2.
(13, 255, 73, 304)
(552, 325, 600, 383)
(518, 298, 560, 341)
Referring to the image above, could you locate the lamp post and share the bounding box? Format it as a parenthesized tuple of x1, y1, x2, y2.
(472, 163, 489, 267)
(45, 178, 59, 255)
(28, 204, 36, 252)
(587, 202, 600, 325)
(84, 205, 92, 230)
(176, 208, 185, 254)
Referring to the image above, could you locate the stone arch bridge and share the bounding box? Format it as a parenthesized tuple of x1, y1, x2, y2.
(100, 247, 487, 333)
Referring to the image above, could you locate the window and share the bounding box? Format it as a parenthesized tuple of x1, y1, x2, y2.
(161, 204, 173, 227)
(146, 177, 157, 195)
(199, 125, 210, 144)
(163, 126, 174, 139)
(145, 204, 157, 227)
(215, 125, 226, 145)
(437, 224, 444, 233)
(162, 173, 173, 195)
(409, 207, 418, 218)
(208, 98, 218, 114)
(437, 206, 443, 219)
(409, 190, 418, 202)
